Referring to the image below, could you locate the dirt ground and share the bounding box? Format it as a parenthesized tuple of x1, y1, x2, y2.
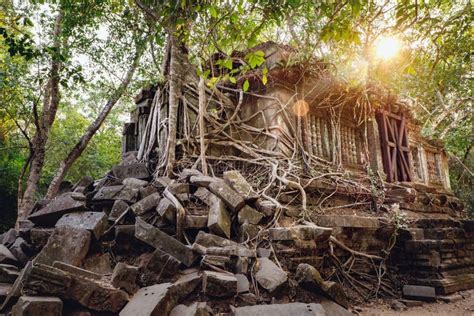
(359, 290, 474, 316)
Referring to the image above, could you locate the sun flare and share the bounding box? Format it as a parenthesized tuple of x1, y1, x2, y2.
(374, 36, 401, 60)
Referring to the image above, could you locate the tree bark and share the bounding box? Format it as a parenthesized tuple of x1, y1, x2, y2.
(17, 10, 64, 226)
(164, 34, 181, 176)
(45, 40, 146, 199)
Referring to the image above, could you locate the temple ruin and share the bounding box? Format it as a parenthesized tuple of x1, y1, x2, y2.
(0, 42, 472, 314)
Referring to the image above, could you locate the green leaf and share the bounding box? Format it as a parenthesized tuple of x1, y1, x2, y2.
(229, 76, 237, 84)
(243, 79, 249, 92)
(262, 74, 267, 85)
(209, 6, 218, 18)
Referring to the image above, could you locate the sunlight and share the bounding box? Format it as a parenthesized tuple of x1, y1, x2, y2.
(293, 100, 309, 117)
(374, 36, 401, 60)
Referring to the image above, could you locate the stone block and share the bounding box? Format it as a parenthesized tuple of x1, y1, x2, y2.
(135, 218, 196, 267)
(193, 187, 212, 204)
(29, 193, 87, 226)
(156, 198, 176, 222)
(202, 271, 237, 297)
(207, 194, 231, 238)
(269, 225, 332, 242)
(402, 285, 436, 301)
(238, 206, 263, 225)
(131, 192, 161, 216)
(30, 228, 53, 248)
(170, 302, 212, 316)
(1, 229, 19, 247)
(120, 275, 200, 316)
(111, 262, 139, 294)
(223, 170, 258, 200)
(8, 237, 32, 265)
(11, 296, 63, 316)
(122, 177, 148, 189)
(56, 212, 107, 239)
(255, 258, 287, 292)
(316, 215, 380, 228)
(34, 226, 91, 267)
(238, 223, 260, 242)
(234, 303, 325, 316)
(145, 248, 180, 278)
(83, 254, 112, 274)
(92, 185, 138, 204)
(189, 175, 216, 187)
(0, 264, 19, 283)
(235, 273, 250, 293)
(208, 179, 245, 213)
(112, 163, 150, 180)
(52, 261, 102, 280)
(109, 200, 129, 222)
(0, 244, 18, 265)
(185, 215, 208, 229)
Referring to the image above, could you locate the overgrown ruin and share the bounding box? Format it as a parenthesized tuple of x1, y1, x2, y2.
(0, 42, 472, 315)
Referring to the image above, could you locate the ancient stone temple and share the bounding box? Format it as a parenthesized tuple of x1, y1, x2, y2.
(1, 42, 471, 314)
(121, 42, 471, 295)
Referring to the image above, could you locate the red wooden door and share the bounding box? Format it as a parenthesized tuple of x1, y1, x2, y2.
(376, 110, 413, 182)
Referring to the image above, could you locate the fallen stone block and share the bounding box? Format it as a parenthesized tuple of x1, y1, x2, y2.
(269, 224, 332, 242)
(202, 271, 237, 297)
(109, 200, 129, 222)
(83, 254, 113, 274)
(178, 168, 203, 182)
(208, 179, 245, 213)
(8, 237, 32, 265)
(111, 262, 139, 294)
(223, 170, 258, 200)
(194, 187, 212, 204)
(139, 185, 159, 199)
(112, 162, 150, 180)
(255, 258, 287, 292)
(25, 263, 128, 313)
(402, 285, 436, 301)
(52, 261, 102, 280)
(30, 228, 54, 248)
(120, 274, 200, 316)
(0, 245, 18, 265)
(319, 297, 352, 316)
(11, 296, 63, 316)
(0, 282, 12, 302)
(123, 177, 148, 189)
(34, 226, 91, 267)
(235, 273, 250, 293)
(255, 199, 277, 216)
(156, 198, 177, 222)
(439, 293, 463, 303)
(131, 192, 161, 216)
(93, 185, 138, 204)
(56, 211, 107, 239)
(390, 300, 407, 311)
(207, 194, 231, 238)
(189, 175, 216, 187)
(170, 302, 212, 316)
(399, 299, 424, 307)
(135, 218, 196, 267)
(1, 229, 19, 248)
(295, 263, 349, 308)
(202, 255, 230, 269)
(185, 215, 208, 229)
(238, 223, 260, 242)
(145, 248, 180, 278)
(28, 193, 87, 226)
(0, 264, 19, 283)
(234, 303, 325, 316)
(238, 206, 263, 225)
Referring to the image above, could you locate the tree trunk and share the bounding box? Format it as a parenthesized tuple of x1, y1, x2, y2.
(45, 40, 146, 199)
(198, 75, 208, 175)
(164, 34, 181, 176)
(17, 10, 64, 226)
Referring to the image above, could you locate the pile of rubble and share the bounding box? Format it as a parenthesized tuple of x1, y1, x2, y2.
(0, 160, 352, 315)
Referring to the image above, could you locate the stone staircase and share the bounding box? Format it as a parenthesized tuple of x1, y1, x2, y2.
(395, 219, 474, 295)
